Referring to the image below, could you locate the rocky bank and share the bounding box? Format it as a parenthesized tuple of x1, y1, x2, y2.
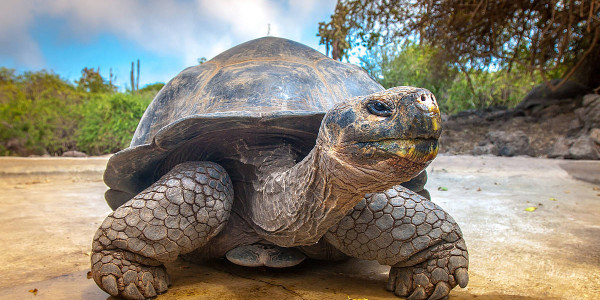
(441, 92, 600, 160)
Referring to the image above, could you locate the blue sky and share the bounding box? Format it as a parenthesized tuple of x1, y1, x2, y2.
(0, 0, 337, 90)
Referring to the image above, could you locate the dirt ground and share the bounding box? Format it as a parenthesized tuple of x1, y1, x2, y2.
(0, 155, 599, 300)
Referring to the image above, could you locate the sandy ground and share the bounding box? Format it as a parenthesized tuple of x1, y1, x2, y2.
(0, 155, 598, 300)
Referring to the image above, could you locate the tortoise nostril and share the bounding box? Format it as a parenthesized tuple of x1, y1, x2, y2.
(413, 93, 440, 114)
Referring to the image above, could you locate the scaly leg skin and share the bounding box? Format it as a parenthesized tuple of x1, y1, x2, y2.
(324, 185, 468, 300)
(91, 161, 233, 300)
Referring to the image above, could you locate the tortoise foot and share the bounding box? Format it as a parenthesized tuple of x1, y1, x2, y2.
(91, 250, 170, 300)
(386, 239, 469, 300)
(226, 244, 306, 268)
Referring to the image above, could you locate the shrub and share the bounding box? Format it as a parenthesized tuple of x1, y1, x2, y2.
(0, 67, 156, 156)
(76, 93, 152, 155)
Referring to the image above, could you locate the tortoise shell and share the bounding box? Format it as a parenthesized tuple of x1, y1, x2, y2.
(104, 37, 383, 208)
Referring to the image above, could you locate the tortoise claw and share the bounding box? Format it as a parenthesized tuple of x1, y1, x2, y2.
(123, 283, 145, 300)
(455, 267, 469, 288)
(100, 274, 118, 296)
(407, 286, 427, 300)
(428, 282, 450, 300)
(386, 238, 469, 299)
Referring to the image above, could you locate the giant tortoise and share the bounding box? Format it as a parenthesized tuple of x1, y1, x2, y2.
(92, 37, 469, 300)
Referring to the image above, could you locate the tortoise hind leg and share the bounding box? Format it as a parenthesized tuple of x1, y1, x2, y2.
(91, 161, 233, 300)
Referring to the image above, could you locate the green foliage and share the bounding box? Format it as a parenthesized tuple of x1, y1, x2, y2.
(76, 93, 152, 155)
(138, 82, 165, 94)
(0, 67, 158, 156)
(317, 1, 353, 60)
(77, 67, 117, 93)
(0, 67, 82, 155)
(319, 0, 600, 90)
(361, 43, 457, 96)
(360, 43, 541, 114)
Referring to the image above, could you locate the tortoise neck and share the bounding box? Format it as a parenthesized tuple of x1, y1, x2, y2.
(248, 143, 384, 247)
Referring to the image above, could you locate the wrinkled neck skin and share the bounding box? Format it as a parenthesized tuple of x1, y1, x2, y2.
(248, 141, 404, 247)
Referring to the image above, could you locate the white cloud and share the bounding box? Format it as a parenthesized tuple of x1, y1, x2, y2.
(198, 0, 277, 38)
(0, 0, 45, 67)
(0, 0, 336, 70)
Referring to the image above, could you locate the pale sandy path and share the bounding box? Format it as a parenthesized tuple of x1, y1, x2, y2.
(0, 155, 598, 299)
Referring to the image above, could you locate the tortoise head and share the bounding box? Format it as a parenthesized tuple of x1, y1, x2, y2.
(317, 86, 441, 183)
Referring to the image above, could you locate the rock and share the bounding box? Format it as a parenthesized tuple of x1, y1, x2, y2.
(472, 143, 497, 156)
(537, 104, 562, 119)
(550, 135, 600, 159)
(566, 118, 583, 136)
(591, 128, 600, 144)
(568, 135, 599, 160)
(582, 94, 600, 130)
(440, 134, 458, 153)
(548, 137, 572, 158)
(474, 130, 534, 157)
(62, 150, 87, 157)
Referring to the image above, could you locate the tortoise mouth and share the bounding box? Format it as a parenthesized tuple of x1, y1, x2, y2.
(357, 138, 439, 162)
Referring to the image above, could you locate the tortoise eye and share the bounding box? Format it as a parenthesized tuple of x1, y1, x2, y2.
(366, 100, 393, 117)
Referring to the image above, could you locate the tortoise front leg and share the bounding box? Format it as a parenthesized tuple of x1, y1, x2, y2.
(324, 185, 468, 300)
(91, 161, 233, 300)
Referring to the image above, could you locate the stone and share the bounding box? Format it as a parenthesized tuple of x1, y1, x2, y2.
(582, 94, 600, 130)
(590, 128, 600, 144)
(477, 130, 534, 157)
(568, 135, 599, 160)
(548, 136, 572, 158)
(472, 143, 497, 156)
(62, 150, 87, 157)
(567, 118, 583, 136)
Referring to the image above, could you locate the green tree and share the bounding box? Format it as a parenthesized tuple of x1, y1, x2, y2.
(76, 67, 116, 93)
(0, 68, 82, 155)
(360, 42, 456, 94)
(359, 42, 540, 113)
(317, 2, 353, 60)
(0, 67, 25, 105)
(318, 0, 600, 91)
